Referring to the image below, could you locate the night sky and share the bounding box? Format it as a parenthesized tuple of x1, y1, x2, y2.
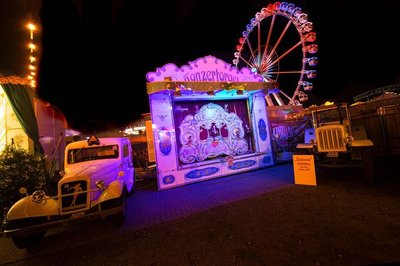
(1, 0, 400, 133)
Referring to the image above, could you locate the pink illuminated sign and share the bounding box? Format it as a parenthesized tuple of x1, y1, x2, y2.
(146, 55, 262, 83)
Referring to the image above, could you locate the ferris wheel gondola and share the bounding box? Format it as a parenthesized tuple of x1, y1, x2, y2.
(233, 1, 318, 106)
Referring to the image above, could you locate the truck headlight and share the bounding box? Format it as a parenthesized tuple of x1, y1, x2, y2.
(345, 136, 353, 144)
(19, 187, 28, 196)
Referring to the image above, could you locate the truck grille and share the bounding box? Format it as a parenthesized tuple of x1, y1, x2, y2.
(316, 125, 347, 152)
(61, 180, 88, 213)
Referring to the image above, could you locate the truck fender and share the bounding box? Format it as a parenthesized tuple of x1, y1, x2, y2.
(352, 139, 374, 147)
(351, 124, 374, 147)
(98, 180, 124, 203)
(6, 197, 59, 221)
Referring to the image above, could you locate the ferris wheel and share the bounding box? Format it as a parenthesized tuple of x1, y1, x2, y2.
(233, 1, 318, 106)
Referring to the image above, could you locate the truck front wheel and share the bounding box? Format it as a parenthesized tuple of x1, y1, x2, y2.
(108, 194, 126, 226)
(12, 231, 46, 249)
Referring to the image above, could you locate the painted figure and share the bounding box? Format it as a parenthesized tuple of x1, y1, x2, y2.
(68, 183, 83, 207)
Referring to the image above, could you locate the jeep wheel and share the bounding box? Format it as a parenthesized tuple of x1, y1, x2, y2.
(12, 231, 46, 249)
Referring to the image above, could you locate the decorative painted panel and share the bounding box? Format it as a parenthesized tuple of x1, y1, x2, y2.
(162, 175, 175, 185)
(228, 159, 256, 170)
(158, 127, 172, 156)
(149, 92, 177, 174)
(258, 119, 267, 141)
(263, 155, 272, 165)
(251, 92, 272, 157)
(185, 167, 219, 179)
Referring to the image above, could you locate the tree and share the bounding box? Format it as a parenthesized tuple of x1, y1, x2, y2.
(0, 144, 52, 221)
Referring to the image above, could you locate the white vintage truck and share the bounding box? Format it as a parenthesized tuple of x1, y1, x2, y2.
(296, 103, 375, 181)
(1, 135, 135, 249)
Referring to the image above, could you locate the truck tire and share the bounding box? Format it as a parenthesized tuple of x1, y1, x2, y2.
(108, 194, 126, 226)
(12, 231, 46, 249)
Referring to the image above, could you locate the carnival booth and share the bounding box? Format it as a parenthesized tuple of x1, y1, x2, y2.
(0, 76, 67, 174)
(146, 55, 278, 190)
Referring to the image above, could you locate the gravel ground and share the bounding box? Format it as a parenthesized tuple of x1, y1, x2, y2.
(2, 157, 400, 266)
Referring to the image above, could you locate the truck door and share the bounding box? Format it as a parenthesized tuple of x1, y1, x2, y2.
(122, 141, 134, 191)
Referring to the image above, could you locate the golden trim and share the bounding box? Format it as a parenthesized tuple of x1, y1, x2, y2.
(146, 81, 278, 95)
(0, 76, 30, 85)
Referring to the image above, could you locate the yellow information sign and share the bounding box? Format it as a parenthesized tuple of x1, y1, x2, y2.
(293, 155, 317, 186)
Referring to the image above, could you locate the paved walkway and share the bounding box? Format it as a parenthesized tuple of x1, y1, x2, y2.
(0, 163, 294, 264)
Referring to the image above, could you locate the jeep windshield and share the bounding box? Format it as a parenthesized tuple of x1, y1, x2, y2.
(67, 145, 119, 164)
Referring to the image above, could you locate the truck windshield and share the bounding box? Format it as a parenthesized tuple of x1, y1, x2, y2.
(67, 145, 119, 164)
(314, 105, 348, 126)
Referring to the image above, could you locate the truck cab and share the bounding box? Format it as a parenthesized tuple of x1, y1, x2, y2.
(297, 103, 375, 180)
(1, 135, 135, 249)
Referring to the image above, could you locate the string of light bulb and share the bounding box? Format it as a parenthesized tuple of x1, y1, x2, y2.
(26, 22, 37, 88)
